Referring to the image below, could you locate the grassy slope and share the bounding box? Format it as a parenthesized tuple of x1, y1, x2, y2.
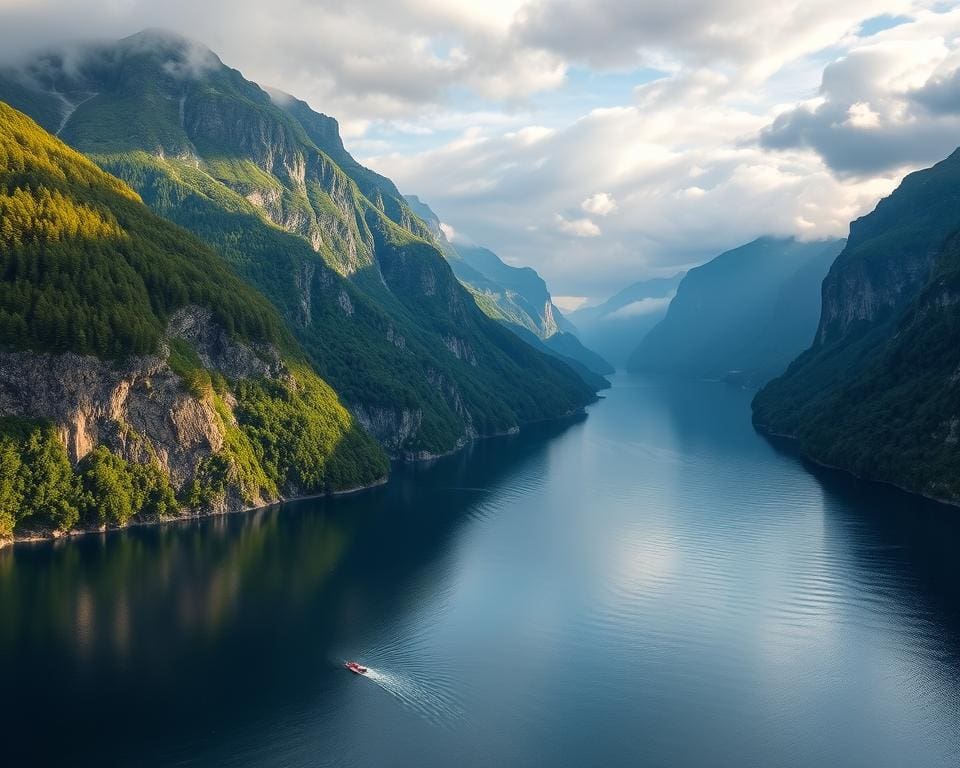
(0, 102, 387, 537)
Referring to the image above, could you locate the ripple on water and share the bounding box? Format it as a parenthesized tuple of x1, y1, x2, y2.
(336, 648, 465, 729)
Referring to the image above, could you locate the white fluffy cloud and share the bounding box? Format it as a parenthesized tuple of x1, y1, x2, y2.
(514, 0, 919, 78)
(761, 8, 960, 175)
(581, 192, 618, 216)
(0, 0, 561, 121)
(368, 3, 958, 296)
(367, 86, 898, 294)
(555, 214, 602, 237)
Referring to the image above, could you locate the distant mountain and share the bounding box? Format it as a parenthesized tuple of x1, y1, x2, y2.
(404, 195, 613, 377)
(628, 237, 844, 385)
(754, 148, 960, 502)
(0, 29, 596, 459)
(0, 101, 387, 543)
(569, 274, 684, 368)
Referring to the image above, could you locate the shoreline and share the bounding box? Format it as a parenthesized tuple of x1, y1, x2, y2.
(1, 405, 591, 550)
(3, 474, 391, 550)
(753, 420, 960, 510)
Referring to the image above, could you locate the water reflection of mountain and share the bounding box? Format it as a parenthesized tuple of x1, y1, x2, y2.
(0, 415, 583, 767)
(784, 445, 960, 648)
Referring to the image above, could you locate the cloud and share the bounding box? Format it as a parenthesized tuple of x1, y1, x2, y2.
(760, 8, 960, 175)
(912, 65, 960, 114)
(0, 1, 953, 299)
(552, 295, 590, 311)
(513, 0, 916, 78)
(581, 192, 617, 216)
(606, 295, 674, 319)
(844, 101, 883, 128)
(0, 0, 561, 124)
(368, 93, 898, 295)
(554, 214, 601, 237)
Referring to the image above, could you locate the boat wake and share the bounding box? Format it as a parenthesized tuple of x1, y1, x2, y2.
(342, 661, 465, 727)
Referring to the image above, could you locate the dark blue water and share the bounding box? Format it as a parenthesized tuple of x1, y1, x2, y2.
(3, 375, 960, 767)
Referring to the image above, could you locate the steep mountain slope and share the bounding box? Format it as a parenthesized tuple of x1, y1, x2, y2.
(270, 89, 415, 229)
(753, 149, 960, 501)
(404, 195, 613, 377)
(628, 237, 844, 384)
(0, 102, 387, 542)
(0, 30, 594, 458)
(569, 274, 684, 368)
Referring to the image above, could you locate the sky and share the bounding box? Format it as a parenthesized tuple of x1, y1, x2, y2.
(2, 1, 960, 302)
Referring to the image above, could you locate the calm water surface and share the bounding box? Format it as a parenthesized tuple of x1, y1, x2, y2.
(3, 375, 960, 767)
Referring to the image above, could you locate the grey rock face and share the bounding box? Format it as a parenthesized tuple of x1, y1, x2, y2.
(0, 307, 282, 501)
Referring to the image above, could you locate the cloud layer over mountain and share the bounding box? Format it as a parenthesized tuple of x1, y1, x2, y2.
(1, 0, 956, 296)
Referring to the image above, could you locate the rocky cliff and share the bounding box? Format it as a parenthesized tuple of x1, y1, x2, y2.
(0, 307, 388, 543)
(2, 307, 285, 508)
(0, 102, 386, 543)
(753, 147, 960, 502)
(404, 194, 613, 379)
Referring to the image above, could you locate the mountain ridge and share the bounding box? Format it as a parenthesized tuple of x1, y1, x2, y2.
(569, 273, 685, 368)
(0, 29, 597, 458)
(403, 194, 613, 378)
(628, 236, 844, 385)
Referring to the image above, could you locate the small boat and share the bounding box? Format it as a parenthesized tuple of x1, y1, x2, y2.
(344, 661, 368, 675)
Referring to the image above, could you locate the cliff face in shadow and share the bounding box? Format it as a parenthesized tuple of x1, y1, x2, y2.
(754, 148, 960, 502)
(629, 237, 843, 385)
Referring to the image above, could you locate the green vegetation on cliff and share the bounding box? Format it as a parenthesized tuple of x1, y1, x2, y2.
(404, 194, 613, 379)
(0, 101, 280, 357)
(0, 30, 594, 457)
(0, 101, 387, 539)
(0, 417, 181, 538)
(753, 149, 960, 501)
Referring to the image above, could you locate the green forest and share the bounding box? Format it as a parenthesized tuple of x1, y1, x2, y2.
(0, 101, 282, 357)
(0, 102, 387, 539)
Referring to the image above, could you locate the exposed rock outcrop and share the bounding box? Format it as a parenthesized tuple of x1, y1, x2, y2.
(0, 307, 276, 493)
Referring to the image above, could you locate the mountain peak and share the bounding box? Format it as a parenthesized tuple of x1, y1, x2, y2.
(116, 27, 222, 76)
(122, 27, 192, 45)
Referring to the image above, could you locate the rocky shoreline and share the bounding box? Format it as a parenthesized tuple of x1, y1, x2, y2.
(1, 405, 591, 549)
(1, 474, 390, 549)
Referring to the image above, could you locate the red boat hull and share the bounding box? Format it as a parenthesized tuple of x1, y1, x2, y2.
(344, 661, 368, 675)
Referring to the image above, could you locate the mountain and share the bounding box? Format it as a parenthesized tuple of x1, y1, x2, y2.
(753, 148, 960, 501)
(404, 195, 613, 378)
(569, 274, 684, 368)
(627, 237, 845, 384)
(0, 101, 388, 543)
(0, 29, 595, 459)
